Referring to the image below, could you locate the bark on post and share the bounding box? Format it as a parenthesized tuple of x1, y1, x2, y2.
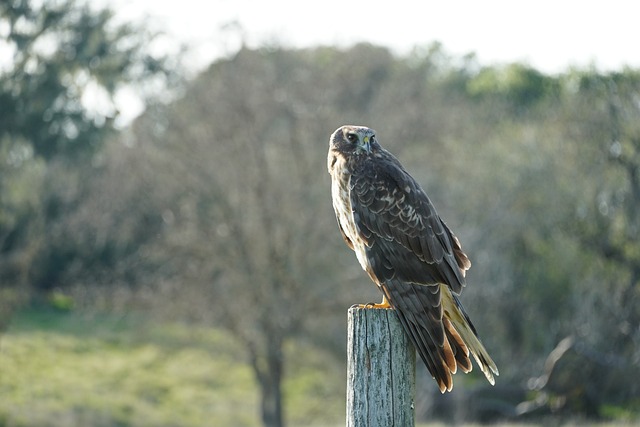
(347, 306, 416, 427)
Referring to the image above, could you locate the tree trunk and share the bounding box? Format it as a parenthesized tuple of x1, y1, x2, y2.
(249, 335, 285, 427)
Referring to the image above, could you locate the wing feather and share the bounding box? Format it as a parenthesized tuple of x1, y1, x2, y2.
(351, 154, 468, 293)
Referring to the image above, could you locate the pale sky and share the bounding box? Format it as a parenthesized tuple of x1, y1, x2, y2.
(106, 0, 640, 73)
(100, 0, 640, 123)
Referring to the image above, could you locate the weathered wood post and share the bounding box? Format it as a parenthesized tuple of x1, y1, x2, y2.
(347, 306, 416, 427)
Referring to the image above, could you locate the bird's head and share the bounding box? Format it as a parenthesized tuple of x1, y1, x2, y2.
(329, 125, 379, 157)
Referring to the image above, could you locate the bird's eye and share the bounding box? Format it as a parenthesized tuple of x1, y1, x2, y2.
(346, 132, 358, 143)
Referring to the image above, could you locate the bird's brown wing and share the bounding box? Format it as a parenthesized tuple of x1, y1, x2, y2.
(349, 155, 469, 292)
(349, 155, 474, 392)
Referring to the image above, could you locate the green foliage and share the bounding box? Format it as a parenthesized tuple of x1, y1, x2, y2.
(0, 0, 174, 160)
(467, 63, 558, 108)
(48, 289, 75, 311)
(0, 0, 179, 296)
(0, 136, 46, 253)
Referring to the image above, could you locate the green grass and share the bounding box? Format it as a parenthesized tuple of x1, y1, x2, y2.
(2, 308, 636, 427)
(0, 308, 345, 427)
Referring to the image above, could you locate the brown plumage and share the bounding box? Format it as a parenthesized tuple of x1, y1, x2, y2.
(328, 125, 498, 392)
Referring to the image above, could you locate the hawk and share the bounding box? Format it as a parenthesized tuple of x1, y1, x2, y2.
(328, 125, 498, 392)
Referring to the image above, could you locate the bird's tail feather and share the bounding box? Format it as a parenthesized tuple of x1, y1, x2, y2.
(441, 285, 499, 385)
(381, 279, 498, 392)
(381, 280, 454, 392)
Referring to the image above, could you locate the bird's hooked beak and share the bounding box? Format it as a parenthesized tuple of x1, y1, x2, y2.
(362, 135, 372, 153)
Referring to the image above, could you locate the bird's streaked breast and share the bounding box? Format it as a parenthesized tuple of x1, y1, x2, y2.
(330, 156, 369, 271)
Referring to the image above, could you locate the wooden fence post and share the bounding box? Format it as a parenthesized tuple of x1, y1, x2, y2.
(347, 306, 416, 427)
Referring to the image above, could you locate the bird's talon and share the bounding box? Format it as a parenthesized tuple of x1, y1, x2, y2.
(351, 300, 393, 309)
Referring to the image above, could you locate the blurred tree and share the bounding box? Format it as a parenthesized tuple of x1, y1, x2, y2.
(0, 0, 176, 159)
(0, 0, 178, 325)
(460, 68, 640, 418)
(115, 47, 372, 427)
(561, 70, 640, 412)
(466, 63, 558, 111)
(569, 70, 640, 292)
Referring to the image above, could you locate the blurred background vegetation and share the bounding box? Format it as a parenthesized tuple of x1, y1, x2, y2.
(1, 1, 639, 426)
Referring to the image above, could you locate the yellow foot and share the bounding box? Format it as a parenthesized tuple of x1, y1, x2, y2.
(351, 296, 393, 309)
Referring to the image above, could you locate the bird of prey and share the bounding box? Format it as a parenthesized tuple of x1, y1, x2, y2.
(328, 125, 498, 392)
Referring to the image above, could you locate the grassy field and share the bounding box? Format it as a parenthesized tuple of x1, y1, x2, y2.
(1, 307, 637, 427)
(0, 307, 344, 427)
